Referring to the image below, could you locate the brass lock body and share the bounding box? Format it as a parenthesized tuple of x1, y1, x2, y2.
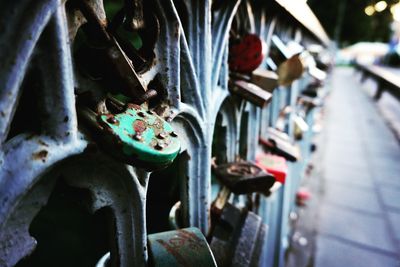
(277, 54, 305, 86)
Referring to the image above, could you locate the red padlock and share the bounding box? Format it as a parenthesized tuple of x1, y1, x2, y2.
(256, 153, 287, 184)
(229, 34, 265, 73)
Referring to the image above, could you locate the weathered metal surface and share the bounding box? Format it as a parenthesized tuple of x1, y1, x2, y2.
(213, 162, 276, 195)
(0, 0, 329, 266)
(231, 211, 265, 267)
(80, 102, 181, 169)
(76, 0, 148, 101)
(210, 203, 243, 267)
(209, 202, 268, 267)
(148, 227, 217, 267)
(0, 0, 61, 145)
(0, 5, 87, 266)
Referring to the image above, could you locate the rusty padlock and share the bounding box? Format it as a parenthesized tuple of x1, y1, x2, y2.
(78, 96, 180, 170)
(148, 227, 217, 267)
(259, 128, 300, 162)
(76, 0, 151, 102)
(209, 161, 272, 266)
(213, 161, 276, 195)
(209, 190, 268, 267)
(229, 80, 273, 108)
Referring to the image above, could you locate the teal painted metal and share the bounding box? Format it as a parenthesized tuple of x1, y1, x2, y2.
(99, 104, 181, 169)
(0, 0, 329, 265)
(147, 227, 217, 267)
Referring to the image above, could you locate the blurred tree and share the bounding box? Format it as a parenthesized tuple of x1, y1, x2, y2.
(308, 0, 396, 47)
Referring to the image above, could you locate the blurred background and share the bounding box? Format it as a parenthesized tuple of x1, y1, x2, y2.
(289, 1, 400, 267)
(310, 0, 400, 65)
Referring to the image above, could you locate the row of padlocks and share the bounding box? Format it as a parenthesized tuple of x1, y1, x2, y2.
(0, 0, 331, 266)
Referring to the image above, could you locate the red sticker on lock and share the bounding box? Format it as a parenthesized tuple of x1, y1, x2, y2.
(229, 34, 265, 73)
(256, 153, 288, 184)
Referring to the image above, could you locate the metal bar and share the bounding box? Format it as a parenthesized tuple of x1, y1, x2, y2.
(38, 5, 78, 142)
(0, 0, 61, 145)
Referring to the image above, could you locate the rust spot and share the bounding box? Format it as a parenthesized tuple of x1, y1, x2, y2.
(127, 103, 141, 110)
(32, 150, 48, 163)
(37, 140, 49, 147)
(100, 18, 108, 27)
(156, 239, 190, 267)
(133, 120, 146, 134)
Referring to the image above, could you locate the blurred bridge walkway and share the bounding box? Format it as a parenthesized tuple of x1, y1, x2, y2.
(314, 67, 400, 267)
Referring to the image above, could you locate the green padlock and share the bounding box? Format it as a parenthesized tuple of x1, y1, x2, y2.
(99, 103, 180, 169)
(79, 100, 180, 170)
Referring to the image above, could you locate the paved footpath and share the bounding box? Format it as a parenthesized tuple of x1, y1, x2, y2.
(314, 67, 400, 267)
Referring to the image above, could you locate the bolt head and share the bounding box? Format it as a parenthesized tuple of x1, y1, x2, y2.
(137, 111, 146, 117)
(170, 131, 178, 137)
(157, 132, 167, 139)
(133, 133, 142, 141)
(154, 142, 165, 150)
(107, 116, 118, 124)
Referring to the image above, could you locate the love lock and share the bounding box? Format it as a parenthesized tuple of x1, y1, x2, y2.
(260, 128, 300, 162)
(293, 113, 309, 140)
(250, 68, 279, 93)
(297, 95, 322, 112)
(147, 227, 217, 267)
(277, 54, 305, 86)
(256, 153, 288, 195)
(79, 98, 180, 170)
(229, 34, 265, 73)
(213, 162, 276, 195)
(229, 80, 272, 108)
(209, 193, 268, 267)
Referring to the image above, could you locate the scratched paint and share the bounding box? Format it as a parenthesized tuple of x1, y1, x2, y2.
(148, 228, 217, 267)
